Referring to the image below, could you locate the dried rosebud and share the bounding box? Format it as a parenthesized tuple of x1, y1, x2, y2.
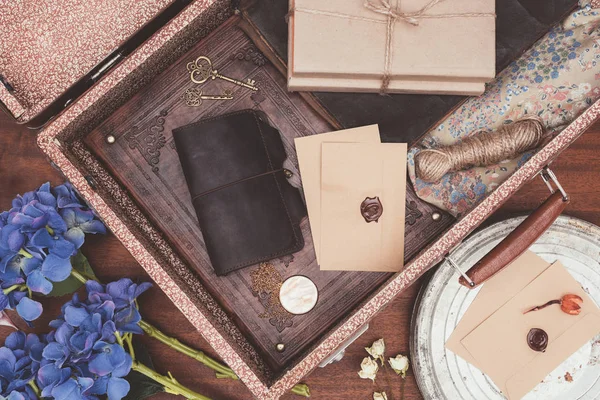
(524, 293, 584, 315)
(388, 354, 410, 378)
(561, 294, 583, 315)
(365, 338, 386, 364)
(373, 392, 388, 400)
(358, 357, 379, 382)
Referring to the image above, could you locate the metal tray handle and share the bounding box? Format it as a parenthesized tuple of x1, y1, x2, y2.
(457, 167, 569, 289)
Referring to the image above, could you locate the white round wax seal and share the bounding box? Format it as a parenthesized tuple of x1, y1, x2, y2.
(279, 275, 318, 315)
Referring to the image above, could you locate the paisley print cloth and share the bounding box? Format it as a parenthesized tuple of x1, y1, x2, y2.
(408, 1, 600, 216)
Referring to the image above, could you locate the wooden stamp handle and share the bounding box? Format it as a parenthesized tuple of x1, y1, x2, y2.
(459, 191, 569, 289)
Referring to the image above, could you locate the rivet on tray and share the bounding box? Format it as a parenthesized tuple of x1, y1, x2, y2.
(106, 135, 116, 144)
(432, 212, 441, 221)
(276, 343, 285, 352)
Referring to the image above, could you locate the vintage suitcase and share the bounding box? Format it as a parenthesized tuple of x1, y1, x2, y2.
(1, 0, 599, 398)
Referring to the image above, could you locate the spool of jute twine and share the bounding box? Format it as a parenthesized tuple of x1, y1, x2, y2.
(415, 115, 548, 183)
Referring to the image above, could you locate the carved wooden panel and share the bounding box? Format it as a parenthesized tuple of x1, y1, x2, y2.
(85, 17, 453, 371)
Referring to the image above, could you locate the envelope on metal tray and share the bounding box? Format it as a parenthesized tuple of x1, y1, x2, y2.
(447, 251, 600, 399)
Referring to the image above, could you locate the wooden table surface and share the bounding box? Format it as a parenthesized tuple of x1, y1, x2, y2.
(1, 112, 599, 400)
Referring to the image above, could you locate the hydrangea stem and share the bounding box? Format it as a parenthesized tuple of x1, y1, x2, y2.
(70, 269, 90, 284)
(138, 320, 237, 379)
(18, 248, 33, 259)
(3, 284, 26, 295)
(132, 361, 211, 400)
(124, 333, 136, 360)
(28, 379, 41, 397)
(139, 320, 311, 397)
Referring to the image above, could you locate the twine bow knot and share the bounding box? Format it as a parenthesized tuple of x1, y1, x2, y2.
(364, 0, 421, 26)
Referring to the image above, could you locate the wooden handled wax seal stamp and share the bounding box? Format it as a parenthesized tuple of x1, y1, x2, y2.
(361, 196, 383, 223)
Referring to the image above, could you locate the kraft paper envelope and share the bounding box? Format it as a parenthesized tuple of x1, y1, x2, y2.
(446, 251, 552, 369)
(461, 260, 600, 400)
(294, 125, 380, 263)
(320, 142, 407, 272)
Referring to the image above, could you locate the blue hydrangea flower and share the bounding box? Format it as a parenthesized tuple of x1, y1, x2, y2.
(88, 342, 131, 400)
(0, 182, 107, 322)
(2, 390, 33, 400)
(52, 183, 85, 210)
(11, 190, 38, 212)
(12, 201, 66, 236)
(0, 290, 26, 316)
(0, 286, 42, 325)
(30, 229, 75, 260)
(40, 279, 148, 400)
(0, 212, 10, 229)
(86, 279, 152, 334)
(0, 224, 25, 255)
(0, 255, 34, 287)
(51, 377, 96, 400)
(0, 331, 46, 399)
(61, 209, 106, 250)
(37, 364, 96, 400)
(15, 298, 43, 322)
(37, 363, 71, 398)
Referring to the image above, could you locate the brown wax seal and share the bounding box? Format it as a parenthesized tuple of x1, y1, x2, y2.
(360, 196, 383, 223)
(527, 328, 548, 352)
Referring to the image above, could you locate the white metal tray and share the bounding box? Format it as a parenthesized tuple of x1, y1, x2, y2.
(411, 215, 600, 400)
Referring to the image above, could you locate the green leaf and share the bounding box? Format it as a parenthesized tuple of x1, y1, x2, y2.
(124, 371, 164, 400)
(124, 339, 165, 400)
(47, 251, 97, 297)
(133, 337, 156, 369)
(123, 370, 164, 400)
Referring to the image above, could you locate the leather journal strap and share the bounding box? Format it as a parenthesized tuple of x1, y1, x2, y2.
(192, 168, 285, 201)
(459, 190, 569, 288)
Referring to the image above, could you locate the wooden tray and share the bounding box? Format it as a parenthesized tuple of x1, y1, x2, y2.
(84, 16, 453, 371)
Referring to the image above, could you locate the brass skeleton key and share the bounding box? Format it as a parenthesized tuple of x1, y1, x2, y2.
(186, 56, 258, 91)
(183, 88, 233, 107)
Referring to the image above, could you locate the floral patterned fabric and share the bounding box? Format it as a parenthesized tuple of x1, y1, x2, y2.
(408, 1, 600, 217)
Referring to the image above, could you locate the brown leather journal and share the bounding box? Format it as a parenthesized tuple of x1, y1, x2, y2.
(173, 109, 306, 275)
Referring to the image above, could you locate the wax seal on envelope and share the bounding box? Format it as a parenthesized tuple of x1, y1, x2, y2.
(361, 196, 383, 223)
(527, 328, 548, 352)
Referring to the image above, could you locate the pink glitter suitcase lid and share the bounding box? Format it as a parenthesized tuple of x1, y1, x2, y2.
(3, 0, 600, 398)
(0, 0, 177, 125)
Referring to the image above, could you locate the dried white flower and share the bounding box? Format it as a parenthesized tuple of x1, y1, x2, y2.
(373, 391, 388, 400)
(365, 338, 386, 364)
(358, 357, 379, 382)
(388, 354, 410, 378)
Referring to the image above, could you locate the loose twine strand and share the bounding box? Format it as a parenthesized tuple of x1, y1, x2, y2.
(415, 115, 548, 183)
(290, 0, 495, 93)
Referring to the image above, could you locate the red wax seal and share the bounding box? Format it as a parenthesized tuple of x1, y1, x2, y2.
(360, 196, 383, 223)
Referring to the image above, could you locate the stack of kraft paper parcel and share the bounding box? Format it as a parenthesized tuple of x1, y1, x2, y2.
(287, 0, 496, 95)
